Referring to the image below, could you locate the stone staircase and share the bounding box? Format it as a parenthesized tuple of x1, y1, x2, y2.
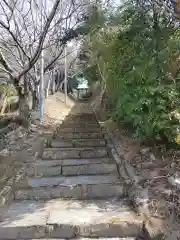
(0, 103, 143, 239)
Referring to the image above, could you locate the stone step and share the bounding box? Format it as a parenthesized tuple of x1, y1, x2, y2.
(63, 120, 99, 125)
(60, 122, 100, 128)
(15, 238, 136, 240)
(57, 127, 101, 133)
(0, 198, 142, 239)
(35, 158, 114, 166)
(42, 147, 109, 160)
(15, 175, 124, 200)
(65, 117, 97, 122)
(28, 161, 117, 177)
(50, 139, 106, 148)
(53, 132, 104, 139)
(66, 113, 96, 119)
(16, 238, 136, 240)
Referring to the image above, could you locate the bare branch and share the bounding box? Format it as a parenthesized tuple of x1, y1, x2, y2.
(18, 0, 62, 79)
(0, 19, 29, 60)
(0, 50, 13, 75)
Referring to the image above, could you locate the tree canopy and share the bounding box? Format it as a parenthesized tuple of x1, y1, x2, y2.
(80, 0, 180, 144)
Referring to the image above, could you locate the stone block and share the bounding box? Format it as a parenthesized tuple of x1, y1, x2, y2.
(59, 127, 101, 133)
(85, 184, 124, 198)
(74, 139, 106, 147)
(51, 140, 73, 148)
(30, 166, 62, 177)
(80, 148, 108, 158)
(51, 185, 82, 198)
(42, 148, 81, 159)
(62, 163, 117, 176)
(57, 132, 104, 139)
(47, 224, 76, 238)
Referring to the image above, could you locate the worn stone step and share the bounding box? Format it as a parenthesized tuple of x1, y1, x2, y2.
(66, 113, 96, 119)
(60, 122, 100, 128)
(42, 147, 109, 160)
(34, 158, 114, 166)
(19, 174, 120, 188)
(63, 120, 99, 126)
(17, 237, 137, 240)
(19, 238, 136, 240)
(65, 118, 97, 123)
(15, 175, 124, 200)
(53, 132, 104, 139)
(0, 198, 142, 239)
(50, 139, 106, 148)
(57, 127, 101, 133)
(28, 161, 117, 177)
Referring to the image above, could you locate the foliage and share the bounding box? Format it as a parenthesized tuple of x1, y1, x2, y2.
(82, 0, 180, 143)
(0, 83, 17, 114)
(0, 84, 16, 98)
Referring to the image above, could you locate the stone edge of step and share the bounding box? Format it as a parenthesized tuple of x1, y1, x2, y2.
(28, 163, 118, 178)
(0, 223, 141, 240)
(31, 158, 114, 166)
(16, 238, 136, 240)
(16, 173, 122, 188)
(91, 106, 153, 237)
(0, 200, 142, 239)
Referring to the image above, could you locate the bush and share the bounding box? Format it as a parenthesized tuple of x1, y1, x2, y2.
(107, 23, 180, 142)
(82, 1, 180, 144)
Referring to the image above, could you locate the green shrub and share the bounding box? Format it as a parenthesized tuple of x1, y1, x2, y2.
(81, 1, 180, 144)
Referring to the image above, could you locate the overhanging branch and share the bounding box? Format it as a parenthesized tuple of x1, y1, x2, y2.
(18, 0, 61, 80)
(0, 50, 13, 76)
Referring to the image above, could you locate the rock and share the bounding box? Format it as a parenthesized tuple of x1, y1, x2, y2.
(171, 162, 176, 168)
(168, 176, 180, 189)
(149, 153, 156, 161)
(140, 148, 150, 155)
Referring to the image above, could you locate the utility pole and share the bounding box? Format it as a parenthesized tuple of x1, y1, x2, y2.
(39, 0, 44, 122)
(64, 44, 68, 106)
(40, 49, 44, 122)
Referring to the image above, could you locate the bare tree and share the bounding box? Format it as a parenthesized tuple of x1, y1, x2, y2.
(0, 0, 63, 118)
(0, 0, 103, 121)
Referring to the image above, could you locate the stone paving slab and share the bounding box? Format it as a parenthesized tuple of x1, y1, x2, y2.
(15, 184, 124, 200)
(30, 238, 135, 240)
(65, 115, 97, 120)
(0, 201, 49, 239)
(25, 174, 121, 188)
(42, 147, 109, 159)
(58, 128, 102, 133)
(0, 199, 141, 239)
(62, 121, 99, 126)
(60, 122, 100, 127)
(33, 158, 114, 167)
(28, 163, 117, 177)
(62, 163, 117, 176)
(54, 132, 104, 139)
(51, 139, 106, 148)
(28, 165, 62, 177)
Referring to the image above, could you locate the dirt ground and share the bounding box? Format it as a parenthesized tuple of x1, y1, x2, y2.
(0, 92, 76, 192)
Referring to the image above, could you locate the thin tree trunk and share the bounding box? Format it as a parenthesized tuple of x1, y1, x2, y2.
(13, 75, 30, 128)
(32, 90, 38, 110)
(0, 95, 8, 115)
(18, 93, 29, 119)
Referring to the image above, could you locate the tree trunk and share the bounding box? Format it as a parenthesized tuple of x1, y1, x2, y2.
(18, 93, 30, 118)
(32, 90, 38, 110)
(0, 95, 8, 115)
(13, 75, 30, 128)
